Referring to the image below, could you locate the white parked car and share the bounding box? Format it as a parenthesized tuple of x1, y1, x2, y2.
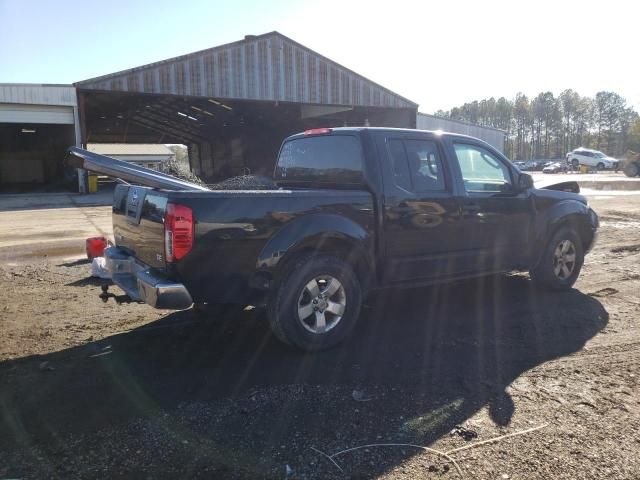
(566, 148, 619, 170)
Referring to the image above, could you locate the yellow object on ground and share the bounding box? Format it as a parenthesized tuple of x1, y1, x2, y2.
(88, 174, 98, 193)
(580, 165, 589, 174)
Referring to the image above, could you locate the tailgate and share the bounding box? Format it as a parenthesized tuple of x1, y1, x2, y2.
(112, 184, 168, 269)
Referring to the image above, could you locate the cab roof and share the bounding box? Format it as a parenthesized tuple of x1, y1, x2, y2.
(287, 127, 485, 144)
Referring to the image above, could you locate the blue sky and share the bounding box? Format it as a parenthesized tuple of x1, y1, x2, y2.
(1, 0, 638, 113)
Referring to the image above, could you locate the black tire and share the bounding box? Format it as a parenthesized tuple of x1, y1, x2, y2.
(571, 159, 579, 169)
(596, 162, 605, 171)
(530, 227, 584, 291)
(267, 255, 362, 351)
(623, 162, 639, 178)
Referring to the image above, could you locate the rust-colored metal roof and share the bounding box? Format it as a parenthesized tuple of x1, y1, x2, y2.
(75, 32, 417, 109)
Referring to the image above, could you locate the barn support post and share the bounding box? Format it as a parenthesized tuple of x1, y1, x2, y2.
(188, 143, 201, 177)
(76, 91, 88, 193)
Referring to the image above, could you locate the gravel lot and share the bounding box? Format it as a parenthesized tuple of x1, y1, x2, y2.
(1, 195, 639, 479)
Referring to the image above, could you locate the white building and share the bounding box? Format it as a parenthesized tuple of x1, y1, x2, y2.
(417, 113, 505, 153)
(87, 144, 175, 170)
(0, 84, 80, 190)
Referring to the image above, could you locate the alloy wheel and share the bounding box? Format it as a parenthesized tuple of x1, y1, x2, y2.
(553, 239, 577, 280)
(297, 275, 346, 334)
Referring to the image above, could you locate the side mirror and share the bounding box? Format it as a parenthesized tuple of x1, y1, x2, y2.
(517, 173, 534, 191)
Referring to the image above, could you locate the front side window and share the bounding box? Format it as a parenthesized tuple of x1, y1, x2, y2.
(275, 135, 363, 184)
(453, 143, 512, 193)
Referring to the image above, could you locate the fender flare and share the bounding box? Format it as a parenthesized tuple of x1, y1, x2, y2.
(256, 213, 374, 276)
(532, 199, 591, 267)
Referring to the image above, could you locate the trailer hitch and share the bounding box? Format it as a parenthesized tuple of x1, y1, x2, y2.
(100, 284, 140, 305)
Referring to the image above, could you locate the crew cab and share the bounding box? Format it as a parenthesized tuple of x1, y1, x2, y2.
(69, 128, 599, 351)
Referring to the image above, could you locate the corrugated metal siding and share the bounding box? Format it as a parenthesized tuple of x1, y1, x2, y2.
(416, 113, 505, 153)
(76, 32, 417, 109)
(0, 103, 75, 124)
(0, 84, 77, 106)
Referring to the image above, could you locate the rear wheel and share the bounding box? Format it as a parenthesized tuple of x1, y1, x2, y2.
(596, 162, 605, 171)
(267, 255, 362, 351)
(530, 227, 584, 290)
(623, 162, 639, 177)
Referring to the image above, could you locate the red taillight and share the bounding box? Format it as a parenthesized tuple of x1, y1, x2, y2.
(86, 236, 108, 259)
(164, 203, 194, 262)
(303, 128, 332, 136)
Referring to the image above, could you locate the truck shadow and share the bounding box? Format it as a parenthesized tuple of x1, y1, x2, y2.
(0, 274, 608, 478)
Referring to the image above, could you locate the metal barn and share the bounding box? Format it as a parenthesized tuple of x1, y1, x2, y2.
(75, 32, 418, 182)
(0, 32, 509, 191)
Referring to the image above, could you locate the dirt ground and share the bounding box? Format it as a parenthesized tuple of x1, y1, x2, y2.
(1, 195, 639, 479)
(0, 193, 112, 263)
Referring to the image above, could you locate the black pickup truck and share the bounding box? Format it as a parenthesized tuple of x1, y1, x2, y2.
(73, 127, 599, 350)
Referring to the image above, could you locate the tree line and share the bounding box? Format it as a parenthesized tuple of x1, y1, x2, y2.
(434, 90, 640, 161)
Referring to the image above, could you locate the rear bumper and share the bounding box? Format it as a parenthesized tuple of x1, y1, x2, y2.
(104, 247, 193, 310)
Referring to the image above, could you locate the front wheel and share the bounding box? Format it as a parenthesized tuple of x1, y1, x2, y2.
(596, 162, 605, 171)
(571, 159, 580, 169)
(267, 255, 362, 351)
(530, 227, 584, 290)
(624, 162, 639, 177)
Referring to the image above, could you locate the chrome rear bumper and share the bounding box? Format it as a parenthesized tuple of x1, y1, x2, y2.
(104, 247, 193, 310)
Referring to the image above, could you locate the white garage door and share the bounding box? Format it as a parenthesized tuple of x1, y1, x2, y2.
(0, 103, 75, 124)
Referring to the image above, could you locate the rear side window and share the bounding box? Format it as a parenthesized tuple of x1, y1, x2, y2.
(404, 139, 446, 192)
(275, 135, 363, 184)
(386, 138, 446, 193)
(387, 139, 412, 191)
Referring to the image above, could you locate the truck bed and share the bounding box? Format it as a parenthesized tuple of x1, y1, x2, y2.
(112, 183, 375, 303)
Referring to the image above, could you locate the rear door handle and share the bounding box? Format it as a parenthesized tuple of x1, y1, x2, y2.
(462, 203, 481, 212)
(461, 202, 481, 216)
(394, 201, 414, 213)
